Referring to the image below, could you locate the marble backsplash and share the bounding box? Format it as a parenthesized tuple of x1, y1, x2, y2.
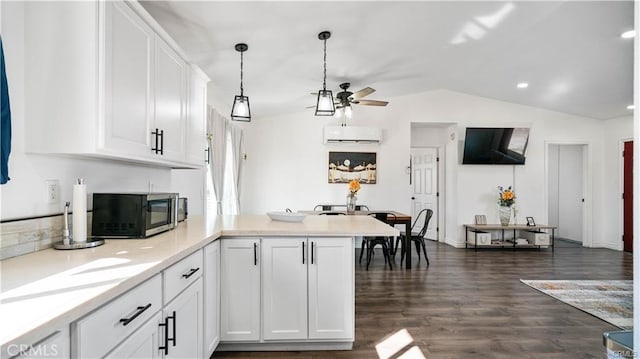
(0, 214, 92, 260)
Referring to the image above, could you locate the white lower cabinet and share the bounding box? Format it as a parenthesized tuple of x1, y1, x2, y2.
(220, 236, 354, 348)
(308, 238, 354, 340)
(262, 237, 354, 341)
(72, 249, 205, 358)
(220, 239, 261, 341)
(262, 238, 308, 340)
(162, 277, 203, 359)
(203, 241, 221, 356)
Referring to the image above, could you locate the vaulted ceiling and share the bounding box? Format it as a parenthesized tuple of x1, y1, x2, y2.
(141, 1, 634, 120)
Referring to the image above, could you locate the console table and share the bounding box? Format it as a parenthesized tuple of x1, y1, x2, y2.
(464, 224, 557, 251)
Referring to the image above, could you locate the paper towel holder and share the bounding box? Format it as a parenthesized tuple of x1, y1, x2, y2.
(53, 200, 104, 250)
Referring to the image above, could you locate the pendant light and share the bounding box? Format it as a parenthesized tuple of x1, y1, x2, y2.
(315, 31, 335, 116)
(231, 43, 251, 121)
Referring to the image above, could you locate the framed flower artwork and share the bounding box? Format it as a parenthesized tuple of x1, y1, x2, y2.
(328, 152, 376, 184)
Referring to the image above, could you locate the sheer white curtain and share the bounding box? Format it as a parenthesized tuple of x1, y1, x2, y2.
(206, 107, 228, 215)
(228, 125, 244, 213)
(206, 107, 244, 215)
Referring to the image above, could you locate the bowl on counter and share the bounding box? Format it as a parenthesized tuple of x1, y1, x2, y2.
(266, 211, 307, 222)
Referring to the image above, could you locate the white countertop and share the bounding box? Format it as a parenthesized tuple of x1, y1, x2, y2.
(0, 214, 397, 349)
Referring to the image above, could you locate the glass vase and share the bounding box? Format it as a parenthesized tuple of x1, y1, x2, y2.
(498, 206, 511, 226)
(346, 194, 357, 214)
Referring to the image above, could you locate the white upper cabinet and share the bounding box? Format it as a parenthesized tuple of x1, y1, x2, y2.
(24, 1, 207, 168)
(104, 1, 154, 156)
(186, 66, 208, 166)
(153, 38, 186, 162)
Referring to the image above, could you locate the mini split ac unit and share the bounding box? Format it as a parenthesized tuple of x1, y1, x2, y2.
(323, 126, 382, 144)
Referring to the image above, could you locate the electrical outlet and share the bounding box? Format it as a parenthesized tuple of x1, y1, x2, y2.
(45, 179, 60, 204)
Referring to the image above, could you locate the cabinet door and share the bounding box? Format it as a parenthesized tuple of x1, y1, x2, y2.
(220, 239, 261, 341)
(308, 238, 354, 340)
(203, 241, 220, 356)
(105, 312, 161, 359)
(262, 238, 308, 340)
(103, 1, 154, 156)
(186, 67, 207, 166)
(154, 37, 186, 162)
(163, 278, 203, 359)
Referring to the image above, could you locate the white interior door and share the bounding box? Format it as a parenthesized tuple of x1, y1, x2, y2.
(410, 148, 438, 240)
(548, 144, 585, 242)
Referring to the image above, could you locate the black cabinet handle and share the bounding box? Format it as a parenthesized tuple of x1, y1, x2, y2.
(119, 303, 152, 326)
(254, 243, 257, 266)
(169, 310, 176, 347)
(302, 242, 305, 264)
(181, 267, 200, 279)
(311, 242, 315, 264)
(159, 129, 164, 155)
(205, 147, 211, 164)
(151, 129, 160, 154)
(159, 315, 170, 355)
(151, 129, 164, 155)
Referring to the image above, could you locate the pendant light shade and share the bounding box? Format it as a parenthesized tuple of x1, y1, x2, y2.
(315, 31, 335, 116)
(231, 43, 251, 121)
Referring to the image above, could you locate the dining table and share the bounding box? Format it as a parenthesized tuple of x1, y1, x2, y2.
(300, 210, 414, 269)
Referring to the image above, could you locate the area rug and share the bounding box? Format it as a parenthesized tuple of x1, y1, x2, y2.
(520, 279, 633, 329)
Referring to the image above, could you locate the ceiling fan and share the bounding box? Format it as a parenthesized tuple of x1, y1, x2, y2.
(309, 82, 389, 110)
(334, 82, 389, 109)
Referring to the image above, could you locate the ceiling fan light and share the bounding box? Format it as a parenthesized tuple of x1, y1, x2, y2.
(231, 95, 251, 121)
(315, 90, 335, 116)
(344, 105, 353, 119)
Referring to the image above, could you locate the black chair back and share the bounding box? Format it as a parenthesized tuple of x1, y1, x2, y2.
(314, 205, 333, 211)
(412, 209, 433, 238)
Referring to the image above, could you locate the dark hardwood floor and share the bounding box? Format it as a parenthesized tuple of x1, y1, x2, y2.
(213, 239, 633, 358)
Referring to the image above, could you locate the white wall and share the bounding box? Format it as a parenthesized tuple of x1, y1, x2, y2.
(0, 2, 189, 221)
(241, 89, 628, 249)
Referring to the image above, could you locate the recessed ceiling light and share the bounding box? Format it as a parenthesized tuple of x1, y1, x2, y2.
(621, 30, 635, 39)
(516, 82, 529, 89)
(627, 105, 635, 110)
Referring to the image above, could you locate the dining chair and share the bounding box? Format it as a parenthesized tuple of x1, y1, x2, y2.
(314, 204, 333, 211)
(360, 212, 396, 270)
(395, 208, 432, 266)
(319, 211, 345, 215)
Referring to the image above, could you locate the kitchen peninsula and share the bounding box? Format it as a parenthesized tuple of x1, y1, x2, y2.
(0, 215, 398, 358)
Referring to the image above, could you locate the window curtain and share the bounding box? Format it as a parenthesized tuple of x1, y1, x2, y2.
(228, 124, 244, 213)
(206, 107, 228, 215)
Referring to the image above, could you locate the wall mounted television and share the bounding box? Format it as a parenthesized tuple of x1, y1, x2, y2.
(462, 127, 530, 165)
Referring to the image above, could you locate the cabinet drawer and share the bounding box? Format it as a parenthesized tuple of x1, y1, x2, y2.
(74, 274, 162, 358)
(164, 250, 203, 304)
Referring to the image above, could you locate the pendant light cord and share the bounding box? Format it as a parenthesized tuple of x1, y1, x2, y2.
(322, 38, 327, 91)
(240, 50, 244, 96)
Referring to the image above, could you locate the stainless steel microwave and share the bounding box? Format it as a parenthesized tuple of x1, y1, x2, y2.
(91, 193, 179, 239)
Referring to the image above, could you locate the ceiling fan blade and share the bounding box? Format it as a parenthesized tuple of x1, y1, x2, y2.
(357, 99, 389, 106)
(352, 87, 375, 99)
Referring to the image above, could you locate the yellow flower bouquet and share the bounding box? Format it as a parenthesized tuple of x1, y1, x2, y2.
(498, 186, 515, 207)
(348, 179, 360, 195)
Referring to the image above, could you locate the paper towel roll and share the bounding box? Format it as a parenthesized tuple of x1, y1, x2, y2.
(72, 179, 87, 243)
